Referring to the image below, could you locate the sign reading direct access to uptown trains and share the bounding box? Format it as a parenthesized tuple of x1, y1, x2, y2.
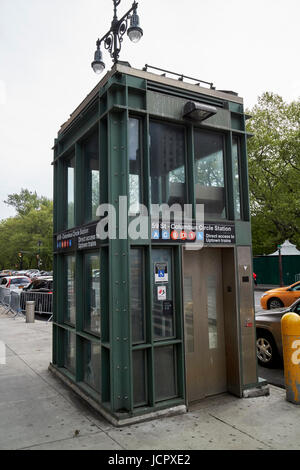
(55, 223, 100, 252)
(151, 221, 236, 245)
(204, 223, 236, 244)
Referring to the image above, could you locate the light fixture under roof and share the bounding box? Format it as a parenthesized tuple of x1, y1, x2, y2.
(183, 101, 217, 122)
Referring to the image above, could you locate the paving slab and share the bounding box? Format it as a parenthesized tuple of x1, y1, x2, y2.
(0, 394, 111, 450)
(23, 431, 123, 450)
(0, 372, 59, 405)
(17, 351, 52, 374)
(0, 353, 37, 378)
(206, 386, 300, 450)
(105, 409, 269, 450)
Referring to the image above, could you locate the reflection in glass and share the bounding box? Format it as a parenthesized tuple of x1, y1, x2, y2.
(84, 132, 100, 222)
(194, 130, 225, 219)
(84, 253, 101, 335)
(129, 118, 141, 214)
(91, 170, 100, 220)
(67, 157, 75, 229)
(133, 350, 147, 406)
(152, 248, 174, 339)
(207, 275, 217, 349)
(130, 249, 145, 343)
(154, 346, 177, 401)
(66, 255, 76, 325)
(150, 121, 186, 208)
(232, 136, 241, 220)
(184, 276, 194, 353)
(64, 330, 76, 373)
(83, 340, 101, 393)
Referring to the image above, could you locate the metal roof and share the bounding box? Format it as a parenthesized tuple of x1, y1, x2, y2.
(58, 63, 244, 136)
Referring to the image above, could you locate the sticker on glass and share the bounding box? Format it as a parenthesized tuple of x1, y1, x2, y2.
(154, 262, 168, 283)
(157, 285, 167, 301)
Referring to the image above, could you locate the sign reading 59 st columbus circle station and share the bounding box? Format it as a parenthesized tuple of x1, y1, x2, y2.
(151, 221, 235, 244)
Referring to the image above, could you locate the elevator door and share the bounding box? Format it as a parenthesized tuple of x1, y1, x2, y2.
(184, 248, 227, 403)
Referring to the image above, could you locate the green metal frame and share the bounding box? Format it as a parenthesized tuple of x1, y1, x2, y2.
(52, 68, 255, 422)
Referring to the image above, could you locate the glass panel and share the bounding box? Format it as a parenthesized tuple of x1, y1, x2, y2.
(232, 136, 241, 220)
(129, 118, 141, 214)
(152, 248, 174, 339)
(133, 350, 147, 406)
(184, 276, 194, 353)
(154, 346, 177, 401)
(207, 275, 218, 349)
(64, 330, 76, 374)
(150, 121, 186, 208)
(84, 253, 101, 335)
(65, 255, 76, 325)
(100, 247, 109, 343)
(194, 130, 226, 220)
(67, 157, 75, 229)
(84, 131, 100, 222)
(83, 340, 101, 393)
(130, 248, 145, 343)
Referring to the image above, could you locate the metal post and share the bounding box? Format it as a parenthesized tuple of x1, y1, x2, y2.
(279, 246, 284, 287)
(26, 301, 35, 323)
(19, 252, 23, 270)
(37, 240, 42, 269)
(282, 312, 300, 404)
(91, 0, 141, 71)
(112, 0, 123, 64)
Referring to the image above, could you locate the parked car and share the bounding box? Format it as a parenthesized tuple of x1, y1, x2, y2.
(23, 277, 53, 293)
(0, 270, 13, 276)
(260, 281, 300, 310)
(39, 271, 52, 276)
(256, 298, 300, 367)
(0, 275, 31, 291)
(20, 277, 53, 314)
(24, 270, 41, 279)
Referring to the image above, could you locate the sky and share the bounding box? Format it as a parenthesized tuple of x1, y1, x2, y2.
(0, 0, 299, 220)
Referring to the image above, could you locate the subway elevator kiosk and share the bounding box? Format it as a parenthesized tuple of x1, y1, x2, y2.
(51, 64, 268, 426)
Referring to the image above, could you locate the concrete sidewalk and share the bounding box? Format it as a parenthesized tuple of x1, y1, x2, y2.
(1, 310, 300, 450)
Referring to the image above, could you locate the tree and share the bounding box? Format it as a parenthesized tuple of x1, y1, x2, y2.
(246, 93, 300, 255)
(0, 190, 53, 270)
(4, 188, 51, 217)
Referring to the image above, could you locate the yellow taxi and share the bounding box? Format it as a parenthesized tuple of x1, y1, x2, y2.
(260, 281, 300, 309)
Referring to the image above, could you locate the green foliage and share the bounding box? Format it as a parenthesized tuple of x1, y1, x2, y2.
(0, 190, 53, 270)
(247, 92, 300, 255)
(4, 188, 51, 217)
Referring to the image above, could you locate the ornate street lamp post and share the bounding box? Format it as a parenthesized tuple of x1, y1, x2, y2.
(91, 0, 143, 74)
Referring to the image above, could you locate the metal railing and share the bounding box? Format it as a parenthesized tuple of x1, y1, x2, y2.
(11, 291, 23, 317)
(20, 291, 53, 321)
(0, 287, 53, 321)
(0, 286, 23, 318)
(0, 286, 12, 314)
